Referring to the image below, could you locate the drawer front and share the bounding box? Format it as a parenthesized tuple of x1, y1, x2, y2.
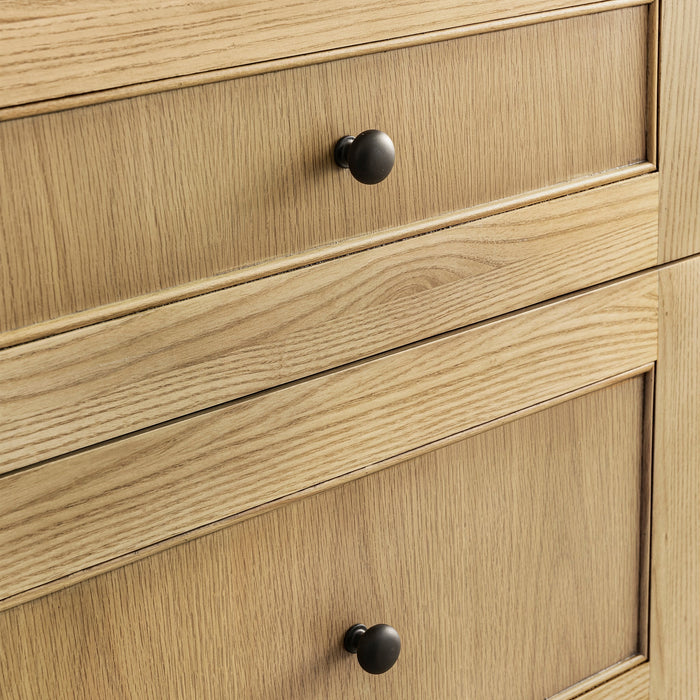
(0, 5, 650, 333)
(0, 375, 650, 698)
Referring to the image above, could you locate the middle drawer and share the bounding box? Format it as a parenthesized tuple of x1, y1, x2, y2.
(0, 273, 657, 603)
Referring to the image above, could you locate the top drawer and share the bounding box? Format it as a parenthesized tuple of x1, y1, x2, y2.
(0, 4, 651, 333)
(0, 0, 647, 107)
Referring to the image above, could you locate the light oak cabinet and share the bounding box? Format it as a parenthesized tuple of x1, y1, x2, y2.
(0, 0, 698, 698)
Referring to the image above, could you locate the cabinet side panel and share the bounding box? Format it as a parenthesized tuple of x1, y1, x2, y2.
(650, 257, 700, 695)
(574, 663, 650, 699)
(658, 0, 700, 261)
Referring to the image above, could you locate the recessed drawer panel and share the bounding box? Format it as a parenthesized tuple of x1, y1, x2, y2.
(0, 375, 650, 698)
(0, 5, 650, 333)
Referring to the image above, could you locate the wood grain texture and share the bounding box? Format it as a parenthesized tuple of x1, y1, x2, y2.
(658, 0, 700, 261)
(569, 664, 650, 699)
(649, 257, 700, 697)
(0, 0, 650, 109)
(0, 7, 649, 333)
(0, 274, 657, 601)
(0, 175, 659, 473)
(645, 0, 658, 166)
(549, 658, 646, 699)
(0, 163, 656, 351)
(0, 365, 653, 614)
(0, 378, 647, 699)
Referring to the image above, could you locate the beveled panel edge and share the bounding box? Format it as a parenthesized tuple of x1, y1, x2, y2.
(558, 660, 650, 699)
(646, 1, 659, 166)
(0, 165, 656, 352)
(0, 362, 655, 614)
(0, 0, 653, 120)
(637, 367, 655, 657)
(550, 656, 647, 699)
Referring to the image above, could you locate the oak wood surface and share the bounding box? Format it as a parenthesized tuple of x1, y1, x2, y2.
(0, 175, 658, 473)
(645, 0, 658, 165)
(658, 0, 700, 261)
(0, 163, 655, 351)
(0, 378, 647, 699)
(571, 663, 649, 699)
(549, 658, 647, 699)
(0, 0, 650, 109)
(649, 257, 700, 697)
(0, 274, 657, 601)
(0, 366, 652, 614)
(0, 7, 649, 333)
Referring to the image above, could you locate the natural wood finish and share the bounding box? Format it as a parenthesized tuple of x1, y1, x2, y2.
(0, 7, 650, 334)
(658, 0, 700, 260)
(649, 257, 700, 697)
(0, 175, 659, 473)
(570, 664, 650, 699)
(0, 0, 651, 109)
(0, 163, 656, 351)
(0, 274, 657, 601)
(550, 658, 646, 700)
(0, 364, 654, 614)
(645, 1, 658, 165)
(0, 379, 647, 698)
(0, 0, 652, 122)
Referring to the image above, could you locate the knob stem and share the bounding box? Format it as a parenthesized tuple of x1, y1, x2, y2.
(343, 623, 367, 654)
(334, 136, 355, 170)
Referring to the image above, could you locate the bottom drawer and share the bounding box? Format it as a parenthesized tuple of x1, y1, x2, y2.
(0, 374, 650, 698)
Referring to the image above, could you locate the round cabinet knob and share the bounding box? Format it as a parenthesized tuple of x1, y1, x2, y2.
(343, 623, 401, 674)
(333, 130, 395, 185)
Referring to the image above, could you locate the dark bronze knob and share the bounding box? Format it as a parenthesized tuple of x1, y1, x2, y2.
(333, 130, 395, 185)
(343, 623, 401, 674)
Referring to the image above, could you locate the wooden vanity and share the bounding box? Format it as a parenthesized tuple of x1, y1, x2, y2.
(0, 1, 698, 696)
